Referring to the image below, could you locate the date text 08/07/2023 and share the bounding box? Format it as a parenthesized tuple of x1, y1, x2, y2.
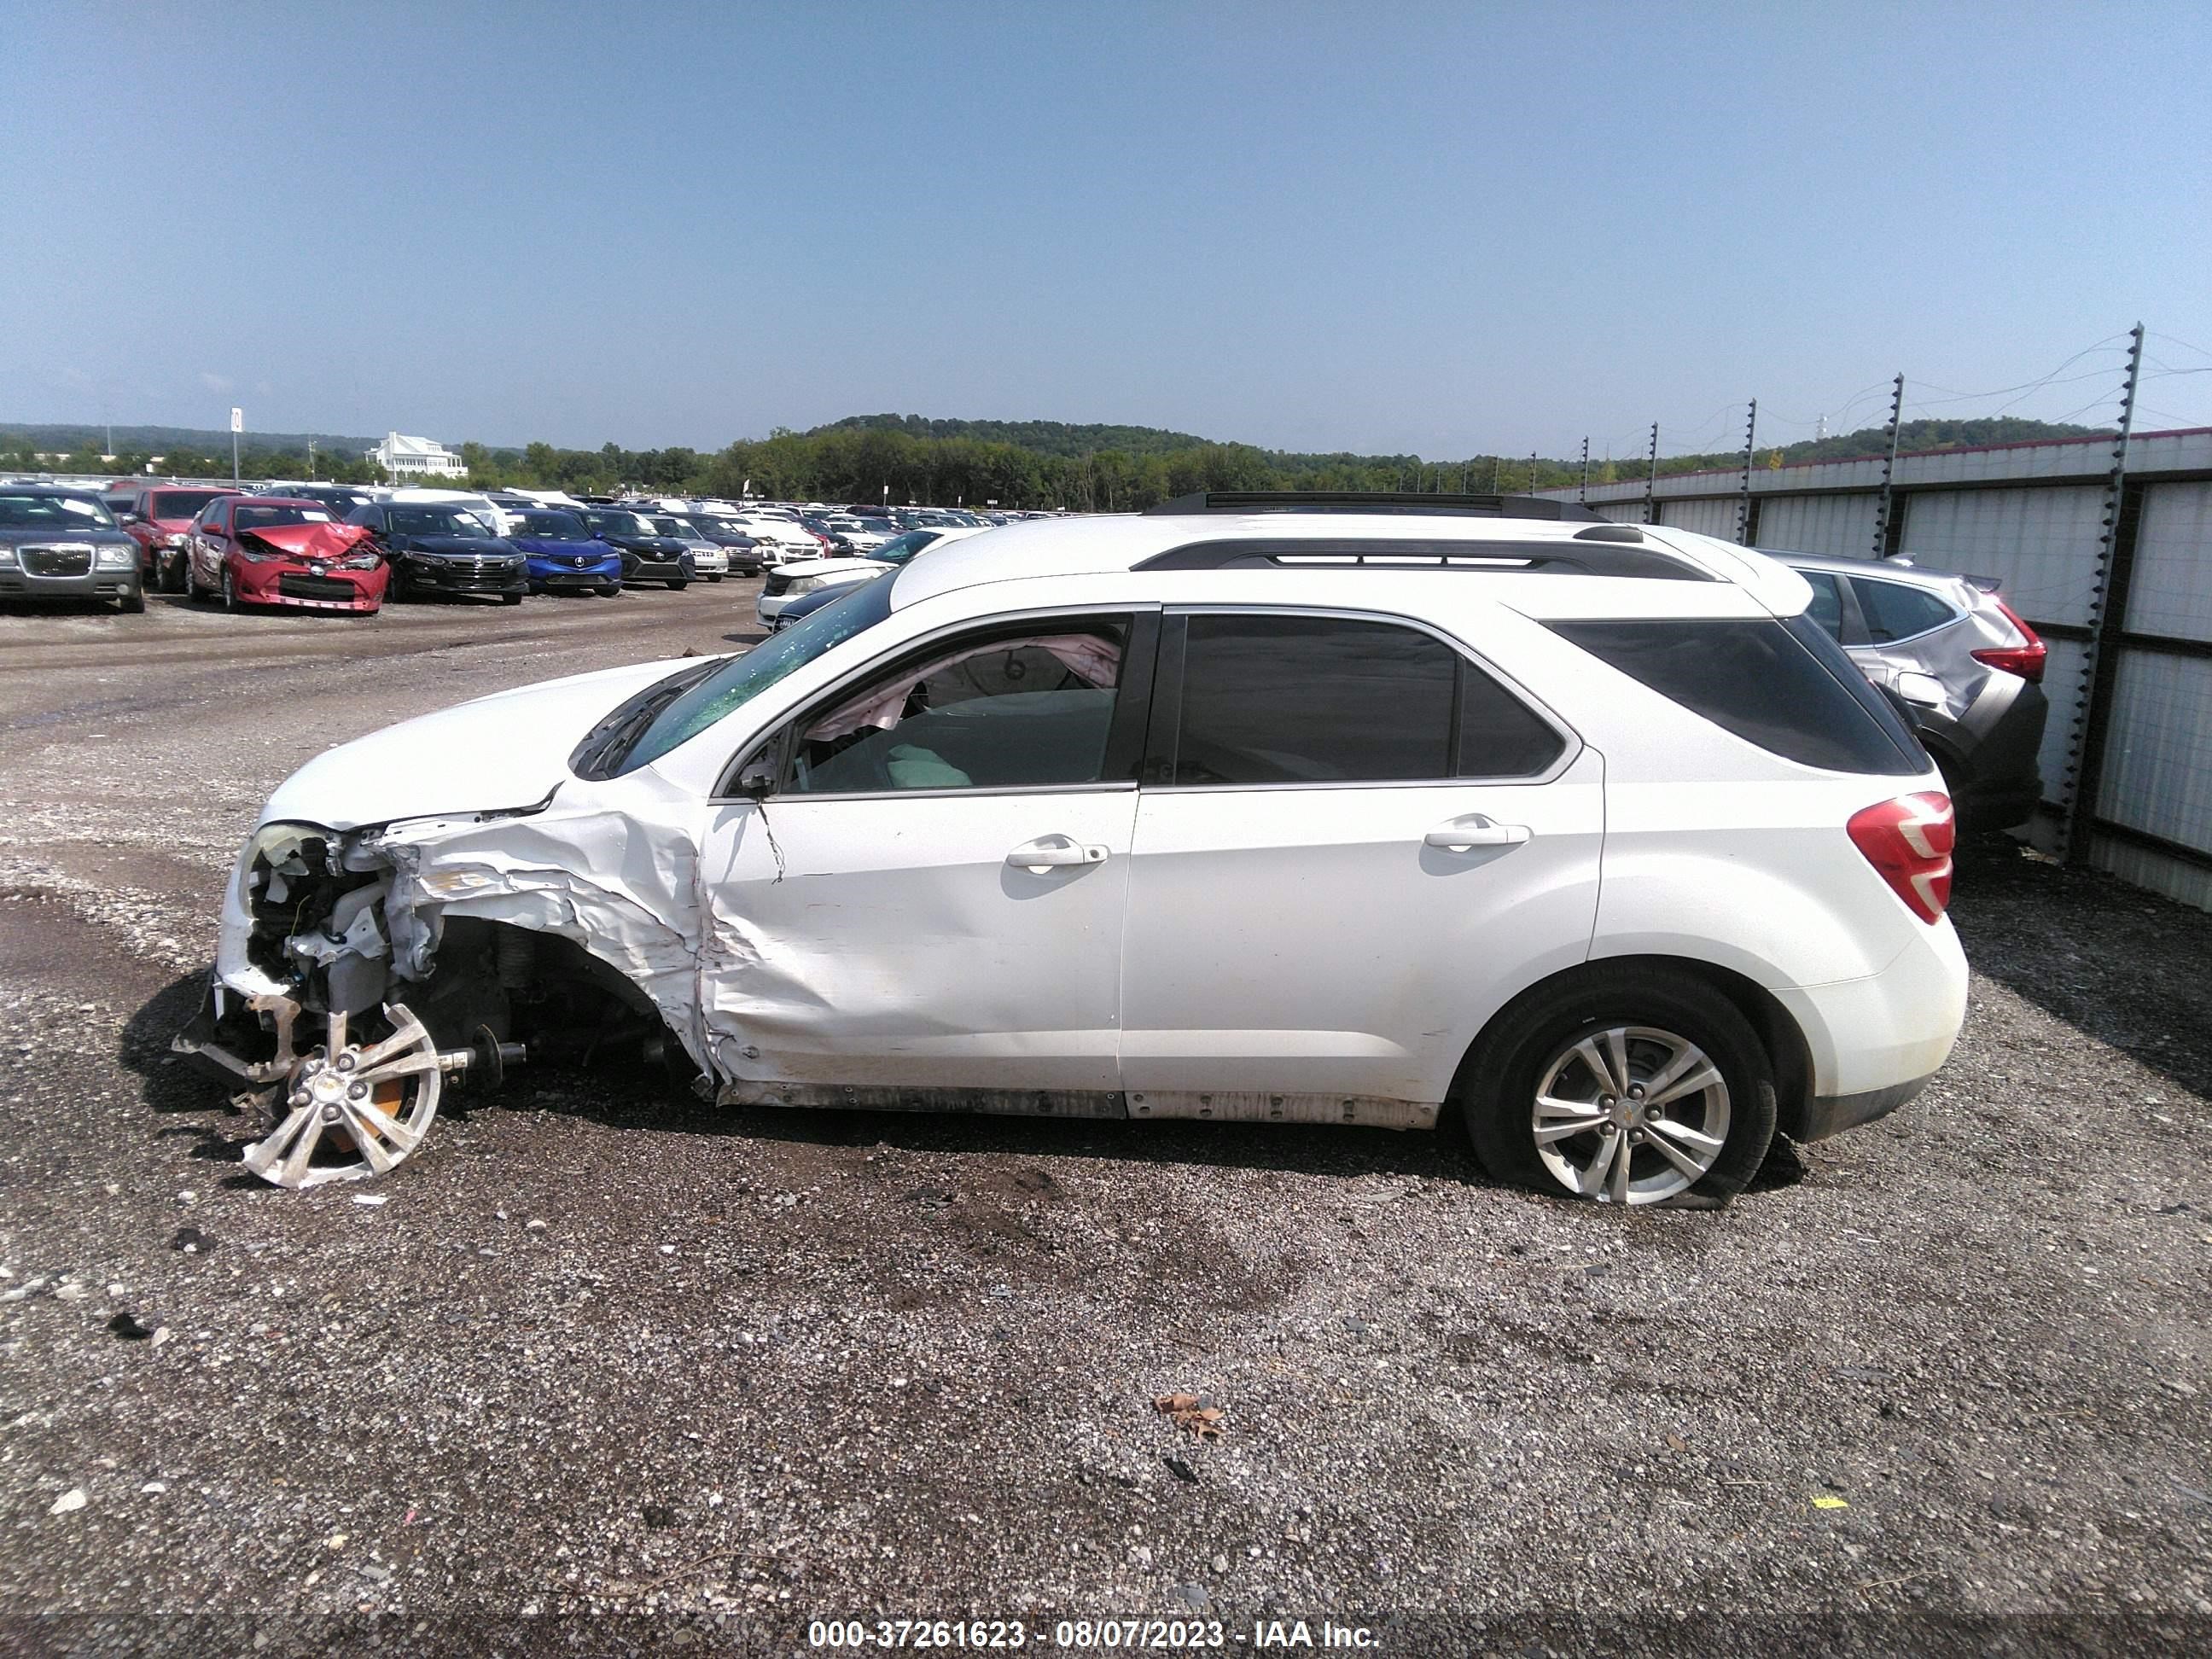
(806, 1618, 1379, 1649)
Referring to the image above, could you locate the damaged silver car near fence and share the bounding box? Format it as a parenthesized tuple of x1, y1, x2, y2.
(176, 496, 1966, 1204)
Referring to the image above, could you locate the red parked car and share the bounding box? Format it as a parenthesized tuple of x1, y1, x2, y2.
(184, 497, 389, 614)
(102, 483, 239, 591)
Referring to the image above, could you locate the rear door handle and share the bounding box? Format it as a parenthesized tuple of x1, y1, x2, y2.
(1007, 834, 1109, 873)
(1424, 815, 1531, 852)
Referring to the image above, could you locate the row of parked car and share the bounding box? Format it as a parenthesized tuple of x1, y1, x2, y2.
(0, 476, 1024, 619)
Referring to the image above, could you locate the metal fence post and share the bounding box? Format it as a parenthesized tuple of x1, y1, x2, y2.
(1643, 424, 1658, 525)
(1737, 400, 1758, 545)
(2062, 323, 2145, 866)
(1579, 437, 1590, 504)
(1871, 375, 1904, 559)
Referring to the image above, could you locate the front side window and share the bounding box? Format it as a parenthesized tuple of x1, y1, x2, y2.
(788, 619, 1130, 795)
(519, 512, 589, 540)
(1851, 577, 1957, 643)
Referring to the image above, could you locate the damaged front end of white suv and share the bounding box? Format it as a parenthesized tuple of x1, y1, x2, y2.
(171, 661, 725, 1189)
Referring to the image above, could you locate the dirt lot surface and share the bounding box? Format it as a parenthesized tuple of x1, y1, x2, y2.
(1, 585, 2208, 1653)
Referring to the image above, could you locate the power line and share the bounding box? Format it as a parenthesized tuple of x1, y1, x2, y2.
(1906, 335, 2132, 405)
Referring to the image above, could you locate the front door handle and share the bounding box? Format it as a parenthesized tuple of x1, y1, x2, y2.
(1007, 834, 1109, 873)
(1424, 815, 1531, 852)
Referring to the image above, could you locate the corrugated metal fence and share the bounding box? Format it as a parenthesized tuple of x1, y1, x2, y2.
(1543, 428, 2212, 911)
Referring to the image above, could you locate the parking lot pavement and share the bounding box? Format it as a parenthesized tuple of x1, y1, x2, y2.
(1, 591, 2208, 1641)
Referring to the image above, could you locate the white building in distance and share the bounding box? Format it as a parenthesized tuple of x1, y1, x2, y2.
(368, 431, 467, 480)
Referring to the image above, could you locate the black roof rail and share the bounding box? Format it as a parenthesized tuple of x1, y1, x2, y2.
(1132, 537, 1714, 580)
(1144, 490, 1605, 522)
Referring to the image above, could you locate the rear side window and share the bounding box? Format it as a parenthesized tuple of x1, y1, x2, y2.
(1167, 614, 1563, 786)
(1852, 577, 1957, 643)
(1551, 615, 1925, 776)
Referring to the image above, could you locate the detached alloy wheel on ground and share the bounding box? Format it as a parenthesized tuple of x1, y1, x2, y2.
(1460, 966, 1775, 1206)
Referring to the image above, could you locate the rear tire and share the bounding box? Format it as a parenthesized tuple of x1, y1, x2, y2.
(221, 568, 241, 613)
(1458, 965, 1775, 1207)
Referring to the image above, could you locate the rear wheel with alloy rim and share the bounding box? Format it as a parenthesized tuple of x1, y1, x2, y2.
(1460, 967, 1775, 1206)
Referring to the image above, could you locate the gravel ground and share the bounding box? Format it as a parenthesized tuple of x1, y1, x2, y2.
(1, 587, 2208, 1654)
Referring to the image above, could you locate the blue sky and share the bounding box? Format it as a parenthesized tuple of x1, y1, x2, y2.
(5, 1, 2209, 458)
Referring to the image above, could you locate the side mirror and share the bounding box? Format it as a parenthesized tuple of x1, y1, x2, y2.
(734, 755, 776, 797)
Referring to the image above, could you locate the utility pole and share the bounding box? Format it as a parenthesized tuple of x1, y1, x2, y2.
(1736, 399, 1758, 545)
(307, 439, 317, 480)
(230, 406, 242, 486)
(1643, 423, 1659, 525)
(1490, 456, 1501, 493)
(2063, 323, 2147, 867)
(1528, 451, 1537, 493)
(1579, 436, 1590, 504)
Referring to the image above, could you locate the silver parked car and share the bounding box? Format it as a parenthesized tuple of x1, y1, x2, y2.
(0, 486, 146, 613)
(1777, 551, 2047, 831)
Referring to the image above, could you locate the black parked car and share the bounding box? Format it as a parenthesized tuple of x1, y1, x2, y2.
(577, 508, 696, 590)
(345, 503, 527, 603)
(271, 484, 375, 518)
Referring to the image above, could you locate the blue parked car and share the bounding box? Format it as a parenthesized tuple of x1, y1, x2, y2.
(506, 509, 623, 597)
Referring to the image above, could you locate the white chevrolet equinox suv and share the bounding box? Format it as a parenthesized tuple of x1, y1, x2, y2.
(176, 492, 1967, 1205)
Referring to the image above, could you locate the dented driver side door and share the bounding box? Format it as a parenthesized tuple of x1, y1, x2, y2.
(692, 611, 1158, 1098)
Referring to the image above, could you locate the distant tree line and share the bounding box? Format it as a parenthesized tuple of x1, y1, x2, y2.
(3, 415, 2103, 509)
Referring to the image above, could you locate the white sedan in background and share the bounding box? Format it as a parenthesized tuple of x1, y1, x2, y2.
(757, 526, 986, 629)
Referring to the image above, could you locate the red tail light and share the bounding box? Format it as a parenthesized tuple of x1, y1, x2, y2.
(1848, 793, 1955, 923)
(1970, 600, 2046, 682)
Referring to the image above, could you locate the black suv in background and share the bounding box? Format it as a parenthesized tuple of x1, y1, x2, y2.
(345, 501, 527, 604)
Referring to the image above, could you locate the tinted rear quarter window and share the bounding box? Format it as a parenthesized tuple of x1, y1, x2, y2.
(1852, 577, 1958, 643)
(1551, 615, 1925, 775)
